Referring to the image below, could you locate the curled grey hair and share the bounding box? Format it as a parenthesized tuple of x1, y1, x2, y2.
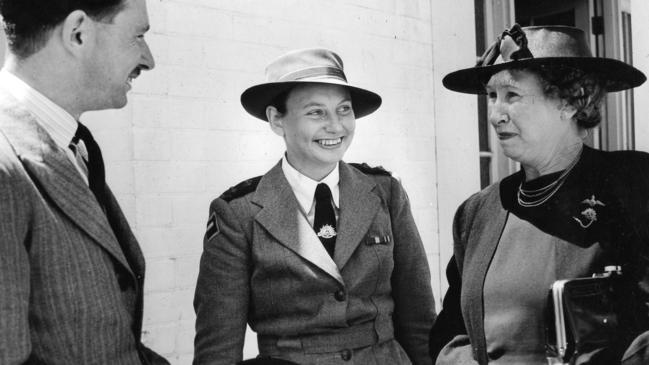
(527, 63, 606, 129)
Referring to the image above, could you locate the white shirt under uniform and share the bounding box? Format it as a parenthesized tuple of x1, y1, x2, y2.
(280, 155, 340, 226)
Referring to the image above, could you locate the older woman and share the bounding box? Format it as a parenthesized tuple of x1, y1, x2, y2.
(430, 25, 649, 364)
(193, 48, 436, 365)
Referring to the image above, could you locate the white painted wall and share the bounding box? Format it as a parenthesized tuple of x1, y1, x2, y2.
(631, 0, 649, 152)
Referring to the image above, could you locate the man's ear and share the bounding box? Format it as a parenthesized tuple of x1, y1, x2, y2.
(267, 106, 285, 137)
(60, 10, 93, 55)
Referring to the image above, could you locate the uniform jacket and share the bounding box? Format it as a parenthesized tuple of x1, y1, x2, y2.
(0, 90, 167, 365)
(431, 146, 649, 365)
(194, 160, 436, 365)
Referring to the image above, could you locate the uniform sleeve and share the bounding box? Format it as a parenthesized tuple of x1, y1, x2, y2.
(193, 198, 251, 365)
(388, 177, 437, 365)
(0, 164, 32, 364)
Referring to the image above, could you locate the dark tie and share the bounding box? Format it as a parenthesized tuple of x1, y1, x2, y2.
(314, 183, 336, 258)
(71, 122, 108, 206)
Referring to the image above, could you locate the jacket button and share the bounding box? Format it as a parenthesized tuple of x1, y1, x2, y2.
(334, 289, 346, 302)
(340, 349, 352, 361)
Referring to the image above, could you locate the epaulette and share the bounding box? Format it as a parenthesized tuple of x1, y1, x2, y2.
(219, 176, 262, 202)
(349, 162, 391, 176)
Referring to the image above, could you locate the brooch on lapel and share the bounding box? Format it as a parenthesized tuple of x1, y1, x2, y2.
(573, 195, 605, 228)
(317, 224, 337, 239)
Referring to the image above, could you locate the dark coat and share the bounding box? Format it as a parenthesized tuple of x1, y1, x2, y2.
(194, 160, 436, 365)
(431, 146, 649, 365)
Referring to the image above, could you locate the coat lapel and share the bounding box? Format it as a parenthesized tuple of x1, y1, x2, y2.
(253, 162, 343, 284)
(334, 162, 381, 269)
(0, 93, 133, 274)
(462, 186, 508, 364)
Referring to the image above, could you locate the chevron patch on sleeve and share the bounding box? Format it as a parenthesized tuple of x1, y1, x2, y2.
(205, 211, 220, 241)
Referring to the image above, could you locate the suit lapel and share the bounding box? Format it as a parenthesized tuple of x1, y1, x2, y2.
(0, 93, 133, 274)
(334, 162, 381, 269)
(253, 162, 343, 284)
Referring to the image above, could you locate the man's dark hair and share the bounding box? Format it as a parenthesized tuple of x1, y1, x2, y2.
(0, 0, 126, 58)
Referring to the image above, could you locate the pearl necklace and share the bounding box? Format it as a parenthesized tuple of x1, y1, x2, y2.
(517, 150, 582, 208)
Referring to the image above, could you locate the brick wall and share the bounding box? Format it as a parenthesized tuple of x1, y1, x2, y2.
(82, 0, 479, 363)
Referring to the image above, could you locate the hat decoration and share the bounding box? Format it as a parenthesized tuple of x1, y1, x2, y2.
(478, 24, 533, 66)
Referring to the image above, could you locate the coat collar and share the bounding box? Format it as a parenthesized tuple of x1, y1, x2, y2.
(252, 160, 381, 283)
(0, 90, 134, 275)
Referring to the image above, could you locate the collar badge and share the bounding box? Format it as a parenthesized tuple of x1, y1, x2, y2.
(317, 224, 337, 239)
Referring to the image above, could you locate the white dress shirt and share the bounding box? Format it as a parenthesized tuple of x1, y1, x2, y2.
(0, 69, 87, 184)
(281, 155, 340, 226)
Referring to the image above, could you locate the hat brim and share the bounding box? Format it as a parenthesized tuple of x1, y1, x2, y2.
(241, 80, 382, 121)
(443, 57, 646, 94)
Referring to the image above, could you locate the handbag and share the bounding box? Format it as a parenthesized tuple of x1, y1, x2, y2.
(545, 266, 627, 365)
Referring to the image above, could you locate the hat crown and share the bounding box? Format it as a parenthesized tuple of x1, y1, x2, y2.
(494, 25, 592, 65)
(265, 48, 348, 83)
(522, 26, 592, 58)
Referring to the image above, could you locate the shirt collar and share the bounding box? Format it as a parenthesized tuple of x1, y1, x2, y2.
(281, 155, 340, 213)
(0, 69, 77, 150)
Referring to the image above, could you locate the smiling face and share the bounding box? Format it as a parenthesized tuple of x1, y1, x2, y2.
(485, 69, 578, 170)
(268, 83, 355, 180)
(82, 0, 154, 111)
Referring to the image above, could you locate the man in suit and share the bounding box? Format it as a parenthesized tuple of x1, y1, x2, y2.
(194, 48, 436, 364)
(0, 0, 168, 364)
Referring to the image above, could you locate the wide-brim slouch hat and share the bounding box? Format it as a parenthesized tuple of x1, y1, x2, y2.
(443, 24, 646, 94)
(241, 48, 382, 121)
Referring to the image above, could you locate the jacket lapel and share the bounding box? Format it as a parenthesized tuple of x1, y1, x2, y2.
(253, 161, 343, 284)
(334, 162, 381, 269)
(295, 210, 344, 284)
(0, 94, 132, 274)
(462, 186, 508, 364)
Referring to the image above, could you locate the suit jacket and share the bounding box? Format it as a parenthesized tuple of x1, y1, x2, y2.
(0, 90, 167, 364)
(431, 146, 649, 365)
(194, 160, 436, 365)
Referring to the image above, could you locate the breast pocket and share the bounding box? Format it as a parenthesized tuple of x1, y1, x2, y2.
(352, 230, 393, 298)
(364, 231, 394, 266)
(363, 204, 395, 266)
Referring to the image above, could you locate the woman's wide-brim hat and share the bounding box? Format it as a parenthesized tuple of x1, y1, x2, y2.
(241, 48, 382, 121)
(443, 24, 646, 94)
